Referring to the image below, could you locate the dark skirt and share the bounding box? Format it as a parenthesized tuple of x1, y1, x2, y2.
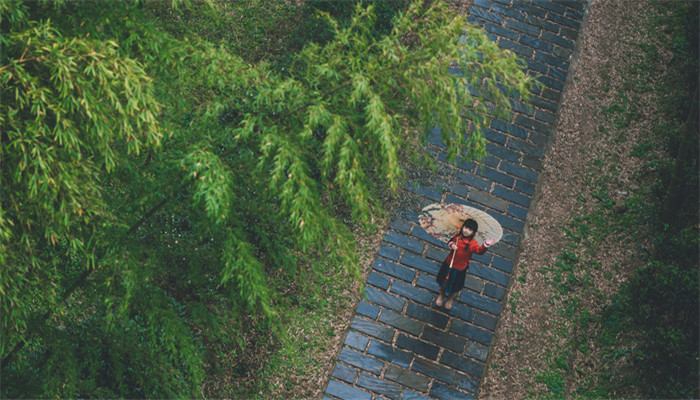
(436, 259, 467, 296)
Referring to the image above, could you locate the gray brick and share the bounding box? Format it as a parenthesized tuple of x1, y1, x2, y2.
(472, 252, 493, 266)
(450, 320, 494, 346)
(401, 252, 440, 274)
(500, 231, 522, 247)
(470, 6, 504, 24)
(484, 128, 508, 145)
(507, 137, 545, 158)
(491, 3, 526, 20)
(421, 325, 466, 353)
(411, 357, 456, 384)
(465, 341, 489, 362)
(411, 227, 446, 248)
(512, 1, 548, 18)
(483, 22, 519, 41)
(494, 185, 532, 207)
(553, 45, 573, 59)
(477, 166, 516, 187)
(357, 374, 403, 400)
(515, 179, 536, 195)
(384, 365, 430, 392)
(441, 350, 486, 377)
(351, 316, 395, 342)
(469, 263, 510, 287)
(396, 333, 439, 360)
(416, 272, 440, 293)
(507, 203, 528, 220)
(385, 231, 424, 254)
(374, 258, 415, 283)
(525, 58, 550, 75)
(456, 373, 480, 394)
(338, 348, 384, 375)
(547, 12, 581, 30)
(357, 301, 380, 319)
(429, 383, 475, 400)
(533, 0, 567, 14)
(472, 0, 492, 9)
(491, 119, 528, 139)
(345, 331, 370, 351)
(498, 38, 534, 57)
(535, 51, 570, 71)
(505, 19, 540, 37)
(541, 31, 575, 50)
(427, 126, 446, 148)
(426, 246, 448, 263)
(559, 26, 579, 42)
(450, 302, 476, 323)
(367, 340, 413, 369)
(326, 379, 372, 400)
(378, 244, 401, 261)
(365, 286, 406, 312)
(541, 87, 562, 103)
(389, 218, 412, 234)
(406, 303, 450, 329)
(378, 309, 423, 336)
(332, 363, 359, 383)
(520, 34, 554, 53)
(500, 161, 539, 183)
(458, 291, 502, 315)
(515, 115, 551, 135)
(509, 98, 535, 117)
(455, 171, 492, 191)
(468, 189, 508, 212)
(491, 242, 517, 260)
(464, 275, 485, 293)
(444, 194, 473, 207)
(402, 389, 432, 400)
(368, 271, 391, 290)
(548, 66, 567, 82)
(531, 95, 558, 112)
(490, 255, 513, 272)
(406, 182, 442, 202)
(390, 280, 434, 306)
(565, 6, 585, 20)
(486, 143, 521, 164)
(484, 283, 507, 300)
(563, 1, 586, 13)
(515, 155, 544, 172)
(538, 74, 565, 91)
(493, 213, 526, 233)
(474, 311, 498, 330)
(448, 181, 469, 197)
(523, 14, 561, 33)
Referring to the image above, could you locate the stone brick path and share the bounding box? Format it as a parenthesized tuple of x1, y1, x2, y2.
(324, 1, 588, 399)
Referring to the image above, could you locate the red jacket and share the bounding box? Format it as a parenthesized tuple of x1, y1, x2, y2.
(444, 235, 488, 270)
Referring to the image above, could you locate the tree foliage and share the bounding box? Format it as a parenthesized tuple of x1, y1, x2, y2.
(1, 0, 534, 397)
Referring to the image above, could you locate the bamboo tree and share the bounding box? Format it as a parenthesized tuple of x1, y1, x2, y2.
(1, 1, 535, 397)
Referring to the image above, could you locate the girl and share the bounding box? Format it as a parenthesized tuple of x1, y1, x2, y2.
(436, 218, 496, 310)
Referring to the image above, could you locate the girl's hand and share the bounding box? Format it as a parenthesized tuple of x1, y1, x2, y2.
(485, 238, 496, 247)
(449, 243, 458, 250)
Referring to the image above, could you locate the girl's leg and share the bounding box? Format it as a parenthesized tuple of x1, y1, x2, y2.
(436, 290, 445, 307)
(445, 293, 454, 310)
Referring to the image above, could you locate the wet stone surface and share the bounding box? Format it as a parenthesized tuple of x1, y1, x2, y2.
(324, 1, 587, 398)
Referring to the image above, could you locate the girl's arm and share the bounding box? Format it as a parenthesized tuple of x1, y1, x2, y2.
(471, 238, 495, 255)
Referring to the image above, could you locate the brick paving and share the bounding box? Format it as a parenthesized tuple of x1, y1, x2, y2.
(324, 1, 588, 399)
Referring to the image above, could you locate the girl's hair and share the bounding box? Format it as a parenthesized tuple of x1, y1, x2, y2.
(460, 218, 478, 240)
